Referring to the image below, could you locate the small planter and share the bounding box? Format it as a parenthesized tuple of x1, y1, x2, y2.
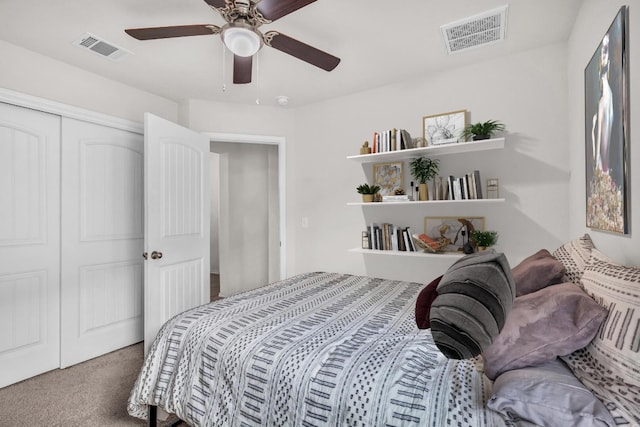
(362, 194, 375, 203)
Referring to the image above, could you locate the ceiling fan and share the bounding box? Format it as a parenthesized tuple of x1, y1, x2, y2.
(124, 0, 340, 84)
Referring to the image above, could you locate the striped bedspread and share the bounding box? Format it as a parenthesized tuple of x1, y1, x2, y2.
(128, 272, 509, 426)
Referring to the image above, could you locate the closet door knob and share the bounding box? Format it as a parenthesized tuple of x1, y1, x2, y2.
(150, 251, 163, 260)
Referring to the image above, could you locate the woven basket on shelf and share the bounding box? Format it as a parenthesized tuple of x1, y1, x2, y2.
(412, 234, 449, 253)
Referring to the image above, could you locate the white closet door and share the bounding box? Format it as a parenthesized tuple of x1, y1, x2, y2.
(0, 103, 61, 388)
(60, 117, 144, 367)
(144, 113, 210, 355)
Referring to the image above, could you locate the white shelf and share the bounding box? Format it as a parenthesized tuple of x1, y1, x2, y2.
(349, 248, 464, 259)
(346, 137, 504, 164)
(348, 198, 505, 206)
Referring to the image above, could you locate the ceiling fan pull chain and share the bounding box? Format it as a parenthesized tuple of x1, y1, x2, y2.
(221, 43, 227, 92)
(255, 51, 260, 105)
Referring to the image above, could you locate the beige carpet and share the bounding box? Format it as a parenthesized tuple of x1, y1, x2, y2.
(0, 275, 221, 426)
(0, 343, 151, 426)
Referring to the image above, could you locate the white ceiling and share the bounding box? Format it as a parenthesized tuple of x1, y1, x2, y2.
(0, 0, 583, 108)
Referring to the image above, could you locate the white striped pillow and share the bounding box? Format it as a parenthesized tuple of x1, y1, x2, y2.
(562, 249, 640, 424)
(551, 234, 595, 285)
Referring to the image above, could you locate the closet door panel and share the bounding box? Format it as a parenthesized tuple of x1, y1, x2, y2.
(60, 117, 144, 368)
(0, 103, 61, 388)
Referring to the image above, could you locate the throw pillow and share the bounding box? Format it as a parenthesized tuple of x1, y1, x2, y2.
(482, 282, 608, 380)
(561, 249, 640, 424)
(551, 234, 595, 285)
(415, 276, 441, 329)
(488, 358, 615, 427)
(429, 250, 515, 359)
(511, 249, 566, 296)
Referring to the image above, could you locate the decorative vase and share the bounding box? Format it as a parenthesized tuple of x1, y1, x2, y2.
(362, 194, 375, 203)
(418, 183, 429, 201)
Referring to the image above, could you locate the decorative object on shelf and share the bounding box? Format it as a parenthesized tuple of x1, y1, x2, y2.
(486, 178, 500, 199)
(412, 233, 449, 253)
(361, 231, 370, 249)
(424, 216, 485, 253)
(413, 137, 427, 148)
(470, 230, 499, 251)
(409, 157, 439, 201)
(359, 141, 371, 155)
(461, 120, 506, 141)
(585, 6, 629, 234)
(373, 161, 403, 196)
(356, 183, 380, 203)
(423, 109, 467, 146)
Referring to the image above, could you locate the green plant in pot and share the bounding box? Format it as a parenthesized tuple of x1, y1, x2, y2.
(461, 120, 505, 141)
(470, 230, 499, 251)
(356, 183, 381, 202)
(409, 157, 439, 201)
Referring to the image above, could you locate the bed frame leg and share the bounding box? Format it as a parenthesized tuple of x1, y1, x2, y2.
(148, 405, 157, 426)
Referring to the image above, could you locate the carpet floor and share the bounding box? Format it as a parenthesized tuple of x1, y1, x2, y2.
(0, 343, 154, 426)
(0, 274, 222, 426)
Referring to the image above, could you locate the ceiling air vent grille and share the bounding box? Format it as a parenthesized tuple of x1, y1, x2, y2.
(441, 5, 508, 55)
(73, 32, 132, 61)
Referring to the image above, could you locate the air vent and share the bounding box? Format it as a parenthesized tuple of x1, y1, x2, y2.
(73, 32, 132, 61)
(441, 5, 508, 55)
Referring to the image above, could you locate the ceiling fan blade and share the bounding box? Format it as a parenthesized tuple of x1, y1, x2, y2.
(256, 0, 316, 22)
(125, 24, 221, 40)
(202, 0, 227, 8)
(264, 31, 340, 71)
(233, 55, 252, 84)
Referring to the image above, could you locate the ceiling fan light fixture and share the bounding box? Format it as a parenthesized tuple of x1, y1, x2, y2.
(222, 24, 261, 57)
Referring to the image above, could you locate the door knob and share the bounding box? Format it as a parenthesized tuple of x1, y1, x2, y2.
(151, 251, 163, 260)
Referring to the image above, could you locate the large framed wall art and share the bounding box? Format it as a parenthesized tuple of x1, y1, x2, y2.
(585, 6, 629, 234)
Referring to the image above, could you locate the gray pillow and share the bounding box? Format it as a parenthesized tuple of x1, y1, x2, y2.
(482, 282, 608, 380)
(511, 249, 566, 296)
(488, 358, 615, 427)
(430, 250, 515, 359)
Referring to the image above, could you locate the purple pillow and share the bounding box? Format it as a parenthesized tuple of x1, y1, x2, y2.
(511, 249, 566, 296)
(415, 276, 441, 329)
(482, 282, 608, 380)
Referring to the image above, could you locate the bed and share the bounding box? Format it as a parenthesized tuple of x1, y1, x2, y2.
(128, 235, 640, 426)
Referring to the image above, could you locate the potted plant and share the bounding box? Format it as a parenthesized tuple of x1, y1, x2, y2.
(356, 183, 380, 202)
(409, 157, 439, 201)
(470, 230, 499, 251)
(461, 120, 506, 141)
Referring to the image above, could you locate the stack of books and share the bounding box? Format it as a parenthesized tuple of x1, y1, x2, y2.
(443, 170, 483, 200)
(363, 224, 417, 252)
(371, 129, 413, 153)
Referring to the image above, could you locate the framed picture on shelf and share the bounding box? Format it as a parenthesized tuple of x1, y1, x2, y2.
(584, 6, 629, 234)
(373, 161, 403, 196)
(424, 216, 485, 253)
(423, 109, 467, 146)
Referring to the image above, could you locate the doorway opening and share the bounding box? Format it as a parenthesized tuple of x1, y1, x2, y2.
(207, 133, 286, 299)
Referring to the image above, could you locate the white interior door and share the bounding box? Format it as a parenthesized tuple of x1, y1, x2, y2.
(60, 117, 144, 367)
(0, 102, 61, 388)
(144, 113, 210, 354)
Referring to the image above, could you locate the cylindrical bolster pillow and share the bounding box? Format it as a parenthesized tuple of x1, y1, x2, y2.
(430, 250, 515, 359)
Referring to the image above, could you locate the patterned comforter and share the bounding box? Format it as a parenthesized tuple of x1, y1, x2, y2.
(128, 272, 509, 426)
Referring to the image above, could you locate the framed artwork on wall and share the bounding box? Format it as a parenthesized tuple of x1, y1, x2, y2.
(423, 109, 467, 146)
(423, 216, 484, 253)
(585, 6, 629, 234)
(373, 161, 403, 196)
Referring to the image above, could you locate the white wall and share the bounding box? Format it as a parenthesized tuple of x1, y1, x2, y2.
(0, 40, 177, 122)
(289, 43, 571, 282)
(568, 1, 639, 267)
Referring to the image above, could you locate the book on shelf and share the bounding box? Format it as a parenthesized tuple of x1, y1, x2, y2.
(370, 128, 413, 154)
(444, 170, 484, 200)
(382, 195, 410, 202)
(363, 224, 416, 251)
